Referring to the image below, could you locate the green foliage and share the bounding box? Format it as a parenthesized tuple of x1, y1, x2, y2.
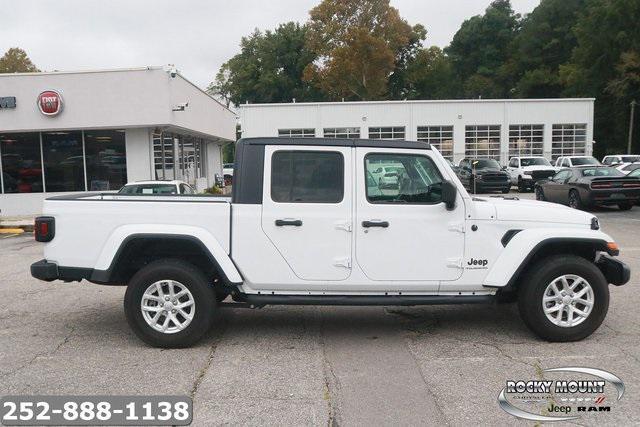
(511, 0, 586, 97)
(209, 22, 322, 106)
(0, 48, 39, 73)
(561, 0, 640, 155)
(445, 0, 520, 98)
(203, 185, 224, 195)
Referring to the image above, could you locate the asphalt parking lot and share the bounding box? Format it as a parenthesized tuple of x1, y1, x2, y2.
(1, 193, 639, 426)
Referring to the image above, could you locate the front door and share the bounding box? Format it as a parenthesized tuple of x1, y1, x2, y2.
(261, 145, 352, 281)
(355, 148, 466, 281)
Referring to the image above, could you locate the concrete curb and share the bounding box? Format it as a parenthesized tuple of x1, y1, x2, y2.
(0, 221, 34, 233)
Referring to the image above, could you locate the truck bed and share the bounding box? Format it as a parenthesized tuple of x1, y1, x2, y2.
(41, 193, 231, 271)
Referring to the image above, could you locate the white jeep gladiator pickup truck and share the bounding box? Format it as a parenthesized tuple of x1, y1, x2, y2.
(31, 138, 630, 348)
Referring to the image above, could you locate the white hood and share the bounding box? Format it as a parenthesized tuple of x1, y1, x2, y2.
(475, 197, 594, 225)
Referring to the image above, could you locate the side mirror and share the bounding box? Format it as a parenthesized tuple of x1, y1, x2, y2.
(501, 166, 507, 171)
(442, 180, 457, 211)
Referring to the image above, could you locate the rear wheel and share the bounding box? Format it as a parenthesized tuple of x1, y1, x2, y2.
(124, 259, 216, 348)
(618, 202, 633, 211)
(501, 188, 510, 194)
(568, 189, 583, 210)
(517, 255, 609, 342)
(535, 186, 546, 201)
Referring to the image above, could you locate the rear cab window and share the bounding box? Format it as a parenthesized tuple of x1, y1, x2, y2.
(271, 151, 344, 203)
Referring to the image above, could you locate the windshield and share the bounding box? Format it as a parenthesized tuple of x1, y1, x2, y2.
(119, 184, 177, 194)
(572, 157, 600, 166)
(472, 159, 500, 169)
(629, 169, 640, 178)
(520, 157, 551, 167)
(581, 168, 624, 177)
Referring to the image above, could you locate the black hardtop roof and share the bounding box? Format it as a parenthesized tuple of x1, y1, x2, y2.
(238, 137, 431, 150)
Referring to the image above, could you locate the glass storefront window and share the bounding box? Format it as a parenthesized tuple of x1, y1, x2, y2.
(0, 133, 44, 193)
(84, 130, 127, 190)
(42, 131, 85, 192)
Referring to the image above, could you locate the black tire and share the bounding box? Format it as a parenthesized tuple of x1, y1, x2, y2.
(124, 259, 216, 348)
(517, 177, 527, 193)
(535, 186, 546, 201)
(501, 188, 510, 194)
(517, 255, 609, 342)
(568, 189, 583, 210)
(618, 202, 633, 211)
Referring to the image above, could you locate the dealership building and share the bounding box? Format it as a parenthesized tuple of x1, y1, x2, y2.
(239, 98, 595, 164)
(0, 67, 236, 216)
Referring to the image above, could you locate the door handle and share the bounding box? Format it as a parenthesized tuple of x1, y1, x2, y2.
(275, 219, 303, 227)
(362, 220, 389, 228)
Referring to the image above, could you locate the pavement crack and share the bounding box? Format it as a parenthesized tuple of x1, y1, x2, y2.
(0, 324, 75, 379)
(189, 315, 232, 400)
(319, 310, 339, 427)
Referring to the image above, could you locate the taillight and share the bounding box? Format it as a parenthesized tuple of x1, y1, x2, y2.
(623, 182, 640, 188)
(591, 182, 612, 189)
(34, 216, 55, 242)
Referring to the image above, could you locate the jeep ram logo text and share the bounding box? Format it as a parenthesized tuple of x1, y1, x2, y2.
(467, 258, 488, 266)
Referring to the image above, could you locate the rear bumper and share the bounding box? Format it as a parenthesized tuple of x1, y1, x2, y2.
(597, 254, 630, 286)
(30, 259, 59, 281)
(30, 259, 95, 283)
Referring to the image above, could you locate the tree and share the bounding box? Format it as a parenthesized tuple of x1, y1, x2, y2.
(208, 22, 321, 106)
(511, 0, 586, 98)
(445, 0, 520, 98)
(0, 48, 39, 73)
(304, 0, 420, 100)
(561, 0, 640, 156)
(393, 46, 459, 100)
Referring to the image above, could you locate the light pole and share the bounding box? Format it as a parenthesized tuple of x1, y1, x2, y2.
(628, 100, 637, 155)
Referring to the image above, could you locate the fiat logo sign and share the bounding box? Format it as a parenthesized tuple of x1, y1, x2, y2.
(37, 90, 63, 116)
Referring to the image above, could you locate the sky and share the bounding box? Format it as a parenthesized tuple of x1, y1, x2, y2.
(0, 0, 541, 89)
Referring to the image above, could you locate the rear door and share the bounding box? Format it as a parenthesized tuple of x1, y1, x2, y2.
(261, 145, 352, 281)
(355, 148, 465, 282)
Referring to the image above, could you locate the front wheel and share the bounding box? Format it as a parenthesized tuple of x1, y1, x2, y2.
(535, 186, 546, 201)
(517, 255, 609, 342)
(517, 177, 527, 193)
(618, 202, 633, 211)
(124, 259, 216, 348)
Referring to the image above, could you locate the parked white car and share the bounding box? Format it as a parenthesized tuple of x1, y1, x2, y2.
(506, 156, 557, 192)
(31, 137, 629, 348)
(370, 165, 403, 188)
(602, 154, 640, 166)
(118, 180, 195, 195)
(555, 156, 601, 168)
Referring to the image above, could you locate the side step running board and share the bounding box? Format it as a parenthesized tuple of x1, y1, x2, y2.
(231, 294, 494, 308)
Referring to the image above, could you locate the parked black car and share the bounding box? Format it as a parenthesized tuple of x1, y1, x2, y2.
(535, 166, 640, 210)
(457, 158, 511, 194)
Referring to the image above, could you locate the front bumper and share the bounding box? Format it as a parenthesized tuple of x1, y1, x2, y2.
(597, 254, 630, 286)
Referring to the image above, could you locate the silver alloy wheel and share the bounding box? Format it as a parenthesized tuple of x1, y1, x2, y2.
(542, 274, 594, 328)
(141, 280, 195, 334)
